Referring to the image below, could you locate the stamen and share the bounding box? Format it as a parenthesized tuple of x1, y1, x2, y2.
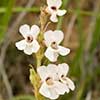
(46, 77, 51, 81)
(46, 77, 54, 85)
(51, 6, 57, 10)
(61, 75, 64, 78)
(51, 42, 58, 49)
(61, 75, 67, 81)
(26, 35, 33, 43)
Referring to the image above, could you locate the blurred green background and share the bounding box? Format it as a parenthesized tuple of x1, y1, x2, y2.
(0, 0, 100, 100)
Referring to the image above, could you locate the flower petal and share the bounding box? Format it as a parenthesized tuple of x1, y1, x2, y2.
(50, 13, 58, 23)
(47, 0, 62, 9)
(44, 30, 54, 46)
(39, 82, 59, 100)
(46, 7, 54, 14)
(24, 45, 33, 55)
(47, 64, 57, 73)
(57, 9, 66, 16)
(30, 25, 40, 38)
(32, 40, 40, 53)
(48, 88, 59, 99)
(53, 30, 64, 44)
(58, 63, 69, 77)
(47, 64, 58, 80)
(45, 47, 58, 62)
(58, 46, 70, 56)
(44, 30, 64, 46)
(65, 77, 75, 91)
(54, 81, 69, 94)
(37, 66, 48, 81)
(15, 40, 26, 50)
(19, 24, 30, 38)
(39, 82, 50, 98)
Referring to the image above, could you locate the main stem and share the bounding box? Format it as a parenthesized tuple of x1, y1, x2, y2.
(37, 57, 42, 67)
(34, 6, 49, 100)
(34, 55, 45, 100)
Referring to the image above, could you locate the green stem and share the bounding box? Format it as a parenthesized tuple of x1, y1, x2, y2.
(36, 56, 42, 67)
(0, 7, 100, 17)
(34, 54, 45, 100)
(0, 7, 40, 13)
(31, 6, 50, 100)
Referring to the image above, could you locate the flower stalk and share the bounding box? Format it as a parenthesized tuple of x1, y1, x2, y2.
(40, 6, 49, 32)
(33, 6, 50, 100)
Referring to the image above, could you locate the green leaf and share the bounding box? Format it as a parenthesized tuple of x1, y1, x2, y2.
(71, 6, 85, 75)
(29, 66, 37, 85)
(0, 0, 15, 42)
(90, 15, 100, 53)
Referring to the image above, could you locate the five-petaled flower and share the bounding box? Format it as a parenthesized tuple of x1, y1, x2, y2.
(57, 63, 75, 92)
(44, 30, 70, 62)
(15, 24, 40, 55)
(37, 64, 69, 99)
(46, 0, 66, 22)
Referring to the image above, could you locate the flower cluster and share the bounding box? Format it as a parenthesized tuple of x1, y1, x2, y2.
(15, 0, 75, 100)
(37, 63, 75, 99)
(15, 25, 70, 62)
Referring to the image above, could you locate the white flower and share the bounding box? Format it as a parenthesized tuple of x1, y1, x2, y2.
(44, 30, 70, 62)
(37, 64, 68, 99)
(15, 24, 40, 55)
(57, 63, 75, 92)
(46, 0, 66, 22)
